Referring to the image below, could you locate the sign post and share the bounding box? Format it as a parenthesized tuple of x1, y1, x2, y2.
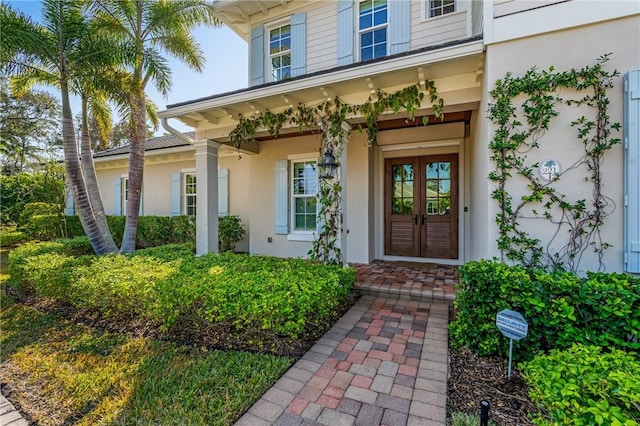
(496, 309, 528, 378)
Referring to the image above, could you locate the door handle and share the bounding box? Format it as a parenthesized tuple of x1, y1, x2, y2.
(421, 214, 425, 225)
(414, 215, 418, 225)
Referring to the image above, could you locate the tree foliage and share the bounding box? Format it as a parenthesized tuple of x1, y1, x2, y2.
(0, 78, 62, 174)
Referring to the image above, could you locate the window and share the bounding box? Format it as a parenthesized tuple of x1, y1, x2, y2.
(429, 0, 455, 18)
(268, 22, 291, 82)
(359, 0, 388, 61)
(184, 173, 197, 216)
(291, 159, 318, 232)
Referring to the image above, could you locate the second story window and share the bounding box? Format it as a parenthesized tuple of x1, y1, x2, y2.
(268, 22, 291, 82)
(359, 0, 388, 62)
(429, 0, 455, 18)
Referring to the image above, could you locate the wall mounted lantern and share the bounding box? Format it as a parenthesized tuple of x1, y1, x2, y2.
(318, 149, 337, 179)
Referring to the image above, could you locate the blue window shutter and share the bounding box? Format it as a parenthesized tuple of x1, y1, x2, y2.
(389, 0, 410, 54)
(114, 178, 122, 216)
(65, 190, 75, 216)
(250, 26, 265, 86)
(337, 0, 354, 66)
(290, 13, 307, 77)
(171, 172, 181, 216)
(624, 70, 640, 273)
(218, 168, 229, 216)
(274, 160, 289, 234)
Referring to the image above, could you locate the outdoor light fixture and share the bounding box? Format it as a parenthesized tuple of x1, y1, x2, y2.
(318, 149, 337, 179)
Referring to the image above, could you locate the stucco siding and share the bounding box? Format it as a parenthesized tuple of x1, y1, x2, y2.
(143, 159, 195, 216)
(306, 1, 338, 74)
(482, 15, 639, 272)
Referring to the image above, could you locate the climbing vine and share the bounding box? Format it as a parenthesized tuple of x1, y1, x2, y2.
(229, 81, 443, 264)
(488, 54, 620, 272)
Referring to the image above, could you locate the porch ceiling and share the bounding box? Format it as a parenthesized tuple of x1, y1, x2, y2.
(159, 40, 484, 143)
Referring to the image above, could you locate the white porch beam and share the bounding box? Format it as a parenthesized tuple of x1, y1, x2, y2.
(194, 140, 220, 255)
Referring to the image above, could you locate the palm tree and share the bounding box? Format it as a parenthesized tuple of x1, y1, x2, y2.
(90, 0, 219, 253)
(1, 1, 119, 253)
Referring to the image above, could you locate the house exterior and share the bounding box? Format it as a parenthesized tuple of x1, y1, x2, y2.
(97, 0, 638, 273)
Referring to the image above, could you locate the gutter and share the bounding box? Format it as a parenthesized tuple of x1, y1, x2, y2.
(161, 118, 196, 143)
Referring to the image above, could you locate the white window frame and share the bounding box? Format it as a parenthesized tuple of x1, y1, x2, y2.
(288, 154, 318, 241)
(121, 175, 128, 215)
(266, 18, 292, 82)
(423, 0, 456, 20)
(357, 0, 389, 62)
(183, 172, 197, 216)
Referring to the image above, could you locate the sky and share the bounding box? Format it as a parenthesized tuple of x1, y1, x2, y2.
(7, 0, 249, 135)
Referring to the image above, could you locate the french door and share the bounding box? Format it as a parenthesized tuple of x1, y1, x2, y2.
(384, 154, 458, 259)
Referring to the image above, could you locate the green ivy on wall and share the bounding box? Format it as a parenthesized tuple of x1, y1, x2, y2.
(229, 81, 443, 264)
(488, 54, 621, 272)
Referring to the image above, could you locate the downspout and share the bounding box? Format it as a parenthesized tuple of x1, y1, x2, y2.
(161, 118, 195, 144)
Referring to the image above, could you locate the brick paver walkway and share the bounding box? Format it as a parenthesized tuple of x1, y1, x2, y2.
(236, 295, 450, 426)
(0, 394, 28, 426)
(354, 261, 458, 303)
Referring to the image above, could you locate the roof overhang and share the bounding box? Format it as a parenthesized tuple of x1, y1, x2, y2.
(159, 39, 485, 142)
(212, 0, 295, 41)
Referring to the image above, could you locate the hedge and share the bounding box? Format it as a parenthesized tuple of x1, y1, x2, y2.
(450, 259, 640, 360)
(8, 241, 355, 342)
(23, 215, 196, 248)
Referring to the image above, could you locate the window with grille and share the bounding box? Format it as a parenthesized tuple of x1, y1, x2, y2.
(268, 22, 291, 81)
(291, 159, 317, 232)
(359, 0, 388, 61)
(429, 0, 455, 18)
(184, 173, 197, 216)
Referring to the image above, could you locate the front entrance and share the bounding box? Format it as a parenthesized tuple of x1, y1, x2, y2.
(384, 154, 458, 259)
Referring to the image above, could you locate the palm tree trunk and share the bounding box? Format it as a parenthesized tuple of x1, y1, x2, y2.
(80, 95, 118, 252)
(120, 93, 145, 253)
(60, 81, 115, 254)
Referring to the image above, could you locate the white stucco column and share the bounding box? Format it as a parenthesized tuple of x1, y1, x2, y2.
(194, 140, 220, 255)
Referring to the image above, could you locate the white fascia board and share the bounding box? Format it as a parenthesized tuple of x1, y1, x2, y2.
(159, 40, 485, 119)
(93, 145, 194, 163)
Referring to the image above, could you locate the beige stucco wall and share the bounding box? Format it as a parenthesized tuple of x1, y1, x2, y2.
(480, 15, 640, 272)
(247, 134, 322, 258)
(220, 155, 251, 253)
(94, 149, 252, 252)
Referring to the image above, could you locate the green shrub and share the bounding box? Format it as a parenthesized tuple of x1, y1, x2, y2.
(0, 226, 29, 247)
(152, 253, 355, 338)
(8, 237, 93, 289)
(70, 254, 178, 318)
(0, 166, 65, 225)
(218, 215, 246, 252)
(22, 214, 195, 248)
(522, 344, 640, 425)
(9, 240, 356, 343)
(450, 259, 640, 359)
(19, 202, 60, 225)
(24, 252, 88, 299)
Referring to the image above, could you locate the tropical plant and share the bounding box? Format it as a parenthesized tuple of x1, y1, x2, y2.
(1, 1, 120, 253)
(89, 0, 219, 253)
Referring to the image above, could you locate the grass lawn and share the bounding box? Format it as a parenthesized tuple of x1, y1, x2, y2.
(0, 248, 293, 425)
